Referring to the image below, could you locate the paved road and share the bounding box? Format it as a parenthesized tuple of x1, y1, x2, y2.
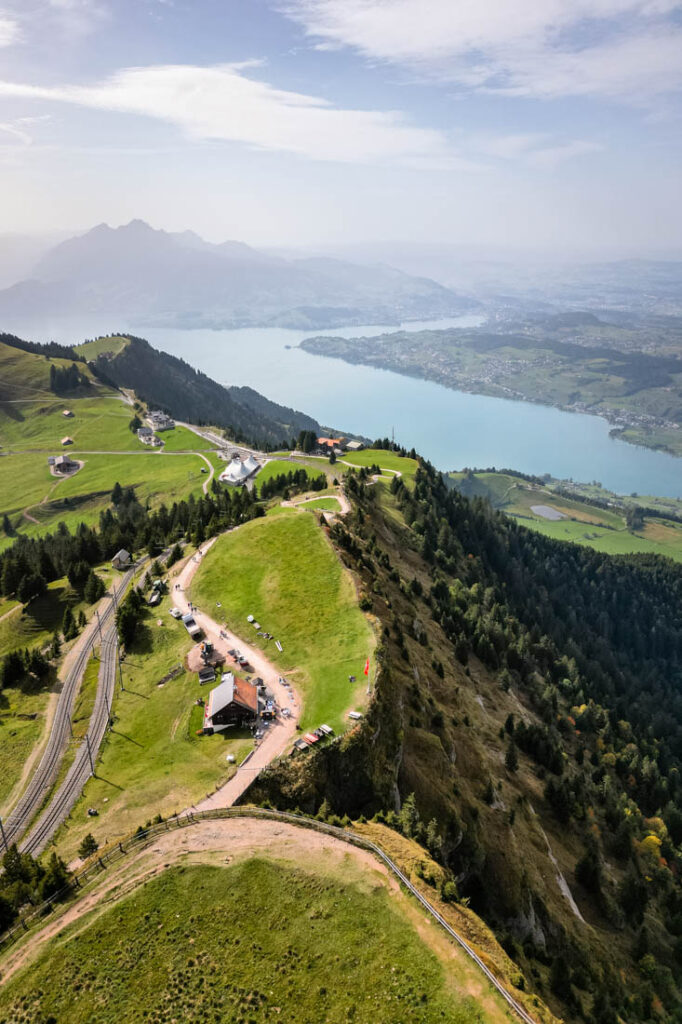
(2, 570, 133, 850)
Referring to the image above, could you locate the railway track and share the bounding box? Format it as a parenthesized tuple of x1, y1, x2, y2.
(20, 622, 120, 856)
(1, 570, 133, 850)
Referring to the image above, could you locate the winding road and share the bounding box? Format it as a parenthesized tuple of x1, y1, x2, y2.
(174, 541, 301, 808)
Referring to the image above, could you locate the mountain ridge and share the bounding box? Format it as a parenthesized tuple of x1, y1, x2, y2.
(0, 220, 478, 330)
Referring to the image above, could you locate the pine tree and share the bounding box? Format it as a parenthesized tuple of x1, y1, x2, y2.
(505, 739, 519, 773)
(78, 834, 99, 859)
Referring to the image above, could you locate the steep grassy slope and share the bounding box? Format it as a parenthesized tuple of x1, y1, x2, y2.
(251, 459, 682, 1024)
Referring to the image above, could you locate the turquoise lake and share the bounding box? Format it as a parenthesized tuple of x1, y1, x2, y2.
(13, 313, 682, 498)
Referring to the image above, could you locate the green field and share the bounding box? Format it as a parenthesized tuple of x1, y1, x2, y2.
(1, 391, 142, 453)
(255, 457, 326, 489)
(449, 471, 682, 563)
(74, 336, 130, 360)
(54, 595, 251, 860)
(301, 496, 341, 511)
(0, 686, 51, 814)
(156, 425, 216, 452)
(0, 451, 211, 547)
(0, 577, 94, 659)
(0, 857, 489, 1024)
(342, 447, 418, 482)
(191, 510, 374, 733)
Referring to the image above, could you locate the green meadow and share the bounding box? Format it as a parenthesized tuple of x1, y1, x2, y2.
(342, 447, 418, 484)
(0, 858, 489, 1024)
(192, 509, 374, 733)
(0, 451, 211, 548)
(449, 471, 682, 563)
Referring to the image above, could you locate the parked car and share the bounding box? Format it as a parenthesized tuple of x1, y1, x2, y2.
(169, 607, 182, 619)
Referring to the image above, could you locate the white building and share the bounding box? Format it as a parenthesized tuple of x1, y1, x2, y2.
(219, 454, 261, 486)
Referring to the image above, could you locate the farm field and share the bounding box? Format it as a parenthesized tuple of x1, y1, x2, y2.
(0, 852, 496, 1024)
(449, 471, 682, 563)
(191, 509, 374, 733)
(54, 595, 251, 860)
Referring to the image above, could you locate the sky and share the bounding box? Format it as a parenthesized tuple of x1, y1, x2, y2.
(0, 0, 680, 256)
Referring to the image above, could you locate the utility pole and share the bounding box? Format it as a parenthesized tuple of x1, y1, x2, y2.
(0, 815, 8, 853)
(116, 638, 124, 692)
(85, 733, 95, 776)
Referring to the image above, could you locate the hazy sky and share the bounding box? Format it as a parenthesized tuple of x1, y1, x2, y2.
(0, 0, 680, 254)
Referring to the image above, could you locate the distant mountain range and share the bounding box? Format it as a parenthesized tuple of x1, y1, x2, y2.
(0, 220, 477, 330)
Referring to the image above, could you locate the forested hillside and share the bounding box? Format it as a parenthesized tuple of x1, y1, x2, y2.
(88, 334, 321, 446)
(253, 455, 682, 1024)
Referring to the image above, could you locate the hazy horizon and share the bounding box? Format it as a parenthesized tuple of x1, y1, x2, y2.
(0, 0, 680, 257)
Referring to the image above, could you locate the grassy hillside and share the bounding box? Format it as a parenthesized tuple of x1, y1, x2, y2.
(191, 510, 374, 733)
(0, 851, 506, 1024)
(343, 446, 419, 483)
(450, 470, 682, 562)
(90, 333, 321, 446)
(0, 336, 224, 548)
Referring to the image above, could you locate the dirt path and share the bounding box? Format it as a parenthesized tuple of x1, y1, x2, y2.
(281, 487, 350, 515)
(173, 540, 301, 808)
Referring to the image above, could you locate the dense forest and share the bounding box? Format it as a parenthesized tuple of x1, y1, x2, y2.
(253, 455, 682, 1023)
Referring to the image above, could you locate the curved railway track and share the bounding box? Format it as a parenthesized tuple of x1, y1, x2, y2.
(20, 623, 120, 855)
(2, 570, 133, 851)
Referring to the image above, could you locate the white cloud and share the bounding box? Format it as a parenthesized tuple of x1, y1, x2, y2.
(0, 13, 19, 46)
(471, 133, 604, 167)
(285, 0, 682, 101)
(0, 62, 468, 166)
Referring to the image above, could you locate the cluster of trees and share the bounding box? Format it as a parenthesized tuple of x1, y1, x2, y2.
(0, 482, 262, 608)
(296, 429, 318, 453)
(116, 585, 146, 648)
(49, 362, 88, 394)
(255, 468, 326, 500)
(0, 646, 51, 692)
(0, 332, 83, 362)
(0, 844, 70, 936)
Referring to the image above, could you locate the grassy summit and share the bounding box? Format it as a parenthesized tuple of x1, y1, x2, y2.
(0, 856, 492, 1024)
